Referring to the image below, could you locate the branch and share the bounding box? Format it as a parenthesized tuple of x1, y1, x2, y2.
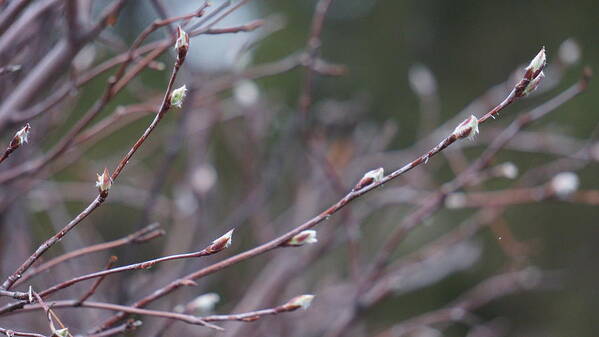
(88, 48, 558, 332)
(75, 256, 119, 305)
(19, 300, 222, 331)
(0, 28, 190, 291)
(37, 229, 233, 299)
(374, 268, 544, 337)
(14, 223, 164, 287)
(0, 326, 47, 337)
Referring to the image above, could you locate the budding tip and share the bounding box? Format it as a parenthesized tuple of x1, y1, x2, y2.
(354, 167, 385, 191)
(170, 85, 188, 108)
(284, 230, 318, 247)
(175, 26, 190, 54)
(207, 228, 235, 253)
(286, 294, 315, 310)
(14, 123, 31, 145)
(96, 167, 112, 193)
(453, 115, 479, 140)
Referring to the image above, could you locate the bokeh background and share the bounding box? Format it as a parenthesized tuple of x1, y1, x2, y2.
(1, 0, 598, 336)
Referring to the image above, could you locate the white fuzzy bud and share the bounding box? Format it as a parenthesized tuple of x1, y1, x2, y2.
(175, 26, 189, 55)
(550, 172, 579, 198)
(526, 47, 546, 75)
(408, 64, 437, 97)
(95, 168, 112, 193)
(519, 47, 547, 96)
(283, 230, 318, 247)
(497, 162, 519, 179)
(13, 123, 30, 146)
(452, 115, 479, 140)
(206, 229, 234, 254)
(558, 39, 580, 66)
(53, 328, 69, 337)
(353, 167, 384, 191)
(170, 85, 187, 108)
(445, 192, 466, 209)
(285, 294, 314, 310)
(522, 71, 545, 96)
(189, 293, 220, 314)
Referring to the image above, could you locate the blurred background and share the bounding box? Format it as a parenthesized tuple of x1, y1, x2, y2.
(1, 0, 598, 336)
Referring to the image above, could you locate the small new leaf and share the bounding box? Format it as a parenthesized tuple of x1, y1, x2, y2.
(284, 294, 314, 311)
(96, 168, 112, 193)
(170, 85, 187, 108)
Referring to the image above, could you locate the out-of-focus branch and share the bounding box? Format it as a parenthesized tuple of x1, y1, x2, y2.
(374, 268, 543, 337)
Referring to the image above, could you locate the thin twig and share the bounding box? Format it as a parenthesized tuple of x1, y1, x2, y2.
(14, 223, 164, 287)
(75, 256, 118, 305)
(0, 32, 189, 291)
(18, 300, 222, 331)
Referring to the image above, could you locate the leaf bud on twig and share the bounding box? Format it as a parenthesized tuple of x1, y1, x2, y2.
(283, 294, 314, 311)
(452, 115, 479, 140)
(516, 47, 547, 97)
(175, 26, 189, 61)
(282, 230, 318, 247)
(205, 229, 234, 254)
(170, 85, 187, 108)
(96, 168, 112, 194)
(353, 167, 384, 191)
(11, 123, 31, 147)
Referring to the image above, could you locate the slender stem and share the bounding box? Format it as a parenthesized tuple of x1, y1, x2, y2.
(75, 256, 119, 305)
(39, 248, 211, 299)
(0, 326, 47, 337)
(13, 223, 163, 287)
(0, 41, 188, 291)
(1, 195, 106, 290)
(18, 300, 221, 330)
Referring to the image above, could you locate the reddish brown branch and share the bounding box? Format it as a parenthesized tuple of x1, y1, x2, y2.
(0, 34, 189, 291)
(75, 256, 119, 305)
(18, 300, 222, 331)
(14, 223, 164, 287)
(0, 326, 47, 337)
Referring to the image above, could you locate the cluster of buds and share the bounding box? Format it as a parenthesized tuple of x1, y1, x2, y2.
(96, 168, 112, 195)
(282, 294, 314, 311)
(353, 167, 385, 192)
(175, 26, 189, 62)
(205, 229, 234, 254)
(282, 230, 318, 247)
(452, 115, 479, 140)
(170, 85, 187, 108)
(515, 47, 547, 97)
